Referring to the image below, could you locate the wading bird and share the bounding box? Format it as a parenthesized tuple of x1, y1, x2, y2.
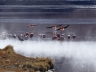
(46, 24, 62, 30)
(72, 34, 76, 39)
(57, 25, 69, 31)
(27, 24, 37, 29)
(39, 34, 46, 38)
(12, 34, 17, 39)
(18, 34, 24, 42)
(30, 32, 34, 38)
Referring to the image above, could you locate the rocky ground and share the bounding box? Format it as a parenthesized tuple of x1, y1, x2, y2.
(0, 45, 54, 72)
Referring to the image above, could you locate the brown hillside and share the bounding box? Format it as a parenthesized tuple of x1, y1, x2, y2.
(0, 45, 54, 72)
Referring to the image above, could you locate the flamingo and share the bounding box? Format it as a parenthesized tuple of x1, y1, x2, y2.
(46, 24, 62, 30)
(27, 24, 37, 29)
(56, 25, 69, 31)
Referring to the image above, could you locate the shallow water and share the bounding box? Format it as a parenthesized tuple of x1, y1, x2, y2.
(0, 4, 96, 72)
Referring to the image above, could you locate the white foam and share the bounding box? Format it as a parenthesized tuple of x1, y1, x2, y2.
(1, 39, 96, 71)
(0, 40, 95, 59)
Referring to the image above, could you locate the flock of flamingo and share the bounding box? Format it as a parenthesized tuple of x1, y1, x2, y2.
(0, 24, 76, 42)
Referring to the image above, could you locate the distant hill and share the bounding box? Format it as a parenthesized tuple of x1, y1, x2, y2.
(0, 0, 96, 5)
